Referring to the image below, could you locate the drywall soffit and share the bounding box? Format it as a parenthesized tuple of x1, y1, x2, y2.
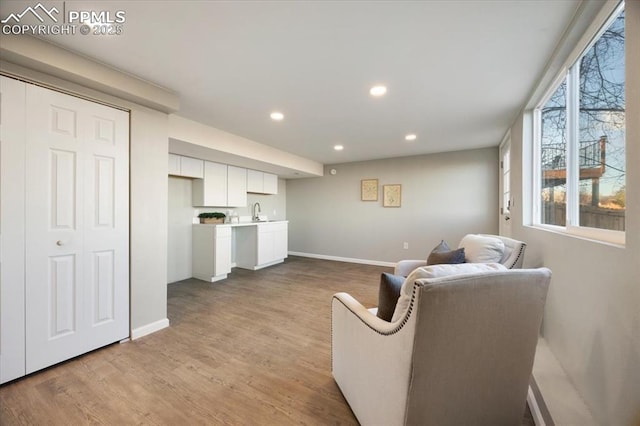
(0, 35, 179, 113)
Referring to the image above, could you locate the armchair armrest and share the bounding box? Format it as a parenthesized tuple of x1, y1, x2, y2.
(332, 292, 400, 333)
(394, 259, 426, 276)
(332, 292, 416, 426)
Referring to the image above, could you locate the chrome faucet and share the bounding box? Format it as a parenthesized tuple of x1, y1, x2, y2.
(252, 202, 262, 221)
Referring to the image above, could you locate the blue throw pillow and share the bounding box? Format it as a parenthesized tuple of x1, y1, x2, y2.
(427, 240, 465, 265)
(376, 272, 405, 322)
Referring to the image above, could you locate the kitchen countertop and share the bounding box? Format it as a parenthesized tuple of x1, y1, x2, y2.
(193, 220, 288, 228)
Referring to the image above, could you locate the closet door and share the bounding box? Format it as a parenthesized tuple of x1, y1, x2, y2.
(24, 84, 129, 374)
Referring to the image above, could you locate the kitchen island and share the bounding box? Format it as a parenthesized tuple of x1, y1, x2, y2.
(192, 221, 288, 282)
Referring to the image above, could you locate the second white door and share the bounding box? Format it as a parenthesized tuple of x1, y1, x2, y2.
(24, 83, 130, 374)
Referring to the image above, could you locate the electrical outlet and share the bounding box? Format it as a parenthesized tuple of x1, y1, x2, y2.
(403, 242, 409, 250)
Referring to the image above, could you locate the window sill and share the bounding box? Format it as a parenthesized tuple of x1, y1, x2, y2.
(525, 224, 625, 248)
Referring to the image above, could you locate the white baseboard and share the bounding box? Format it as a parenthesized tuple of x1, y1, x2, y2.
(531, 338, 596, 425)
(131, 318, 170, 340)
(288, 251, 395, 268)
(527, 385, 547, 426)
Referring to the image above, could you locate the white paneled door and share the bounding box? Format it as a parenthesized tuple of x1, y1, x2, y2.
(23, 83, 129, 374)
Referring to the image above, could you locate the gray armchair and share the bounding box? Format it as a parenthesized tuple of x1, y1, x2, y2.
(332, 268, 551, 426)
(395, 234, 526, 276)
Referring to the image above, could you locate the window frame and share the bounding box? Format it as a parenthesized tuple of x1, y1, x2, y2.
(531, 1, 626, 246)
(500, 131, 512, 216)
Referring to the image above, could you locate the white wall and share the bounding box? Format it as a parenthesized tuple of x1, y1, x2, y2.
(168, 177, 195, 283)
(286, 148, 499, 264)
(509, 2, 640, 423)
(167, 177, 287, 283)
(118, 106, 170, 334)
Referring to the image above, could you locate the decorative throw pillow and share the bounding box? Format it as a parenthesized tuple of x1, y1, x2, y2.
(458, 234, 505, 264)
(376, 273, 405, 322)
(390, 262, 508, 322)
(426, 240, 466, 265)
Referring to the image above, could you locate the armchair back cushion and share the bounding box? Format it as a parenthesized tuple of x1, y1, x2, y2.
(394, 234, 526, 276)
(458, 234, 505, 263)
(390, 263, 507, 322)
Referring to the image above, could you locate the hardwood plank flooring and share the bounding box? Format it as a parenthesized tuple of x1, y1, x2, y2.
(0, 256, 385, 425)
(1, 256, 535, 425)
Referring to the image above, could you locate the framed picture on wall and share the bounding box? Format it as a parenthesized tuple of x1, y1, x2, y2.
(361, 179, 378, 201)
(383, 184, 401, 207)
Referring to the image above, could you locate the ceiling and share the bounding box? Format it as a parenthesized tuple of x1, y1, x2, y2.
(3, 0, 581, 165)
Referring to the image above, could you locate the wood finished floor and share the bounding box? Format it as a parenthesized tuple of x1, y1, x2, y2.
(0, 256, 384, 425)
(1, 256, 535, 425)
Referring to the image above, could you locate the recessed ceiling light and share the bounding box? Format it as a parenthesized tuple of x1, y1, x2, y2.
(334, 145, 344, 151)
(405, 134, 417, 141)
(369, 85, 387, 97)
(270, 112, 284, 121)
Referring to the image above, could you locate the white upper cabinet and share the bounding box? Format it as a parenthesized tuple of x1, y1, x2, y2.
(168, 153, 181, 175)
(180, 156, 204, 178)
(193, 162, 249, 207)
(227, 165, 247, 207)
(247, 169, 278, 195)
(247, 169, 263, 193)
(263, 173, 278, 194)
(193, 161, 227, 206)
(168, 154, 204, 179)
(176, 155, 278, 204)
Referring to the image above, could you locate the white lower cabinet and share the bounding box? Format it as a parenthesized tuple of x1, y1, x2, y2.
(192, 225, 232, 282)
(193, 222, 287, 279)
(256, 222, 288, 267)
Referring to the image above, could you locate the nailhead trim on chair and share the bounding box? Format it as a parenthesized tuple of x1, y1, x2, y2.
(331, 282, 420, 336)
(507, 243, 527, 269)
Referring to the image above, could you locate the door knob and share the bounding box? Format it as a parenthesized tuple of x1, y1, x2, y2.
(56, 240, 63, 246)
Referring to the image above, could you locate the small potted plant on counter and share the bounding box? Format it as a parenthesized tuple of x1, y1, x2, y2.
(198, 212, 226, 224)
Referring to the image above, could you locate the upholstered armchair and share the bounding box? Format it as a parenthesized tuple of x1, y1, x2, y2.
(394, 234, 526, 276)
(332, 268, 551, 426)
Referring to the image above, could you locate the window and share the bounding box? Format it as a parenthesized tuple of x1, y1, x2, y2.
(501, 143, 511, 216)
(534, 3, 625, 242)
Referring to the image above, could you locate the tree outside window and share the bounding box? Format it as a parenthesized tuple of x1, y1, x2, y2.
(538, 5, 625, 232)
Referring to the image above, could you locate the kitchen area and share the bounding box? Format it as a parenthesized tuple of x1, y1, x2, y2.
(168, 153, 289, 284)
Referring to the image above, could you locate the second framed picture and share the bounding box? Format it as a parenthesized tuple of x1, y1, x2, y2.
(383, 184, 402, 207)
